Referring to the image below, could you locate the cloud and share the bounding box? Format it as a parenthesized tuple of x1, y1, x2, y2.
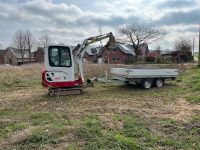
(156, 9, 200, 25)
(158, 0, 197, 8)
(0, 0, 199, 50)
(0, 0, 144, 33)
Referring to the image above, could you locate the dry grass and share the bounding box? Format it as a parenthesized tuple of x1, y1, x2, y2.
(0, 63, 200, 149)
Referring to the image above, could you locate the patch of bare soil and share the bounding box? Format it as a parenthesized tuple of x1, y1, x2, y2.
(0, 89, 45, 109)
(0, 126, 36, 148)
(69, 97, 200, 122)
(158, 98, 200, 122)
(9, 127, 35, 144)
(98, 113, 123, 129)
(126, 98, 200, 122)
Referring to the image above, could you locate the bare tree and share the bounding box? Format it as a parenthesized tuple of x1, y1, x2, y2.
(25, 30, 34, 62)
(175, 37, 192, 51)
(13, 30, 27, 64)
(119, 24, 164, 62)
(39, 34, 52, 48)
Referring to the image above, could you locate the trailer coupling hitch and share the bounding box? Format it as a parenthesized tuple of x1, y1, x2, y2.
(85, 77, 98, 87)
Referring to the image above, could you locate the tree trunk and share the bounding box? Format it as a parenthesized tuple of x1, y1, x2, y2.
(144, 49, 148, 64)
(22, 56, 24, 65)
(29, 50, 32, 63)
(135, 54, 138, 63)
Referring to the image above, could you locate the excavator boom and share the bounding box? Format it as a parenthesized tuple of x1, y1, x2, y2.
(74, 32, 115, 81)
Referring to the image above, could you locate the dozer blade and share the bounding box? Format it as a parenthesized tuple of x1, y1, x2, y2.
(48, 87, 82, 96)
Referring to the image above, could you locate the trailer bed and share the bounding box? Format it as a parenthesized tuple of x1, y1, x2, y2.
(111, 67, 179, 79)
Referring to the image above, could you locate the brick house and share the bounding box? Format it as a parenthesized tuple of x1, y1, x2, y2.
(161, 51, 173, 63)
(160, 50, 192, 63)
(147, 50, 161, 62)
(0, 50, 6, 64)
(171, 50, 192, 62)
(0, 47, 34, 65)
(98, 42, 135, 64)
(83, 47, 101, 63)
(34, 47, 44, 62)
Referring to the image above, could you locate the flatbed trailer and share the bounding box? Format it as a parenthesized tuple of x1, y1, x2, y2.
(111, 67, 179, 89)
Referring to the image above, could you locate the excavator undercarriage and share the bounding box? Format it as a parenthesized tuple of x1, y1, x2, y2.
(48, 86, 82, 96)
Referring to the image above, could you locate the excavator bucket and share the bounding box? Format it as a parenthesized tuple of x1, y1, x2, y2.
(104, 34, 116, 49)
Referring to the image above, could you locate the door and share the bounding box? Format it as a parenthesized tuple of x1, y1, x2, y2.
(44, 45, 75, 83)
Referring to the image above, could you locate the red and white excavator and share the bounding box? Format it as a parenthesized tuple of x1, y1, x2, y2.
(42, 32, 115, 96)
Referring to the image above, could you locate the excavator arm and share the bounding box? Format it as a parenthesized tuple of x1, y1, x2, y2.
(74, 32, 115, 82)
(75, 32, 115, 59)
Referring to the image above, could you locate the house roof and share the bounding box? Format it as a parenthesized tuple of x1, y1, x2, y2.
(98, 41, 150, 58)
(116, 43, 135, 55)
(85, 47, 101, 56)
(37, 47, 44, 51)
(160, 50, 172, 55)
(34, 47, 44, 53)
(98, 42, 135, 57)
(72, 44, 101, 56)
(6, 47, 34, 59)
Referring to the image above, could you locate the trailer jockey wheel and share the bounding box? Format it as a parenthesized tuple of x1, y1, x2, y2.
(154, 79, 164, 88)
(142, 79, 152, 89)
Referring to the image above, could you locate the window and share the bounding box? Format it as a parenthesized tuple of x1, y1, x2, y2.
(91, 48, 97, 54)
(49, 46, 72, 67)
(112, 48, 117, 51)
(112, 57, 116, 61)
(50, 48, 59, 66)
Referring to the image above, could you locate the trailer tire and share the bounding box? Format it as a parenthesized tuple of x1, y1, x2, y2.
(142, 79, 152, 89)
(154, 79, 164, 88)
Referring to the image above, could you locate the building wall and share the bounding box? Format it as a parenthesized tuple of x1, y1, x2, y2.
(83, 53, 98, 63)
(34, 49, 44, 62)
(101, 47, 132, 64)
(17, 58, 35, 65)
(0, 54, 4, 64)
(4, 50, 18, 65)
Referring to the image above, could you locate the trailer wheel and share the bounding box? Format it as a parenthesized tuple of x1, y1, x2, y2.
(142, 80, 152, 89)
(155, 79, 164, 88)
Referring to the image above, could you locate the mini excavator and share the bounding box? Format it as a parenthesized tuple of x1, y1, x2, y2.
(42, 32, 115, 96)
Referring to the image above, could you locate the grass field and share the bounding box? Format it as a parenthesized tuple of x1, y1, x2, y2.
(0, 63, 200, 150)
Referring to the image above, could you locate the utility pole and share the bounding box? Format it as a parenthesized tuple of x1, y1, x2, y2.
(193, 37, 195, 62)
(98, 18, 103, 47)
(198, 26, 200, 67)
(192, 37, 195, 56)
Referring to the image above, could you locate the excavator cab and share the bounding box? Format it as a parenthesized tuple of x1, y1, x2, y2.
(42, 45, 83, 90)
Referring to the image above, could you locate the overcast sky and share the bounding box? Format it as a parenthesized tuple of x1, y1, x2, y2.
(0, 0, 199, 50)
